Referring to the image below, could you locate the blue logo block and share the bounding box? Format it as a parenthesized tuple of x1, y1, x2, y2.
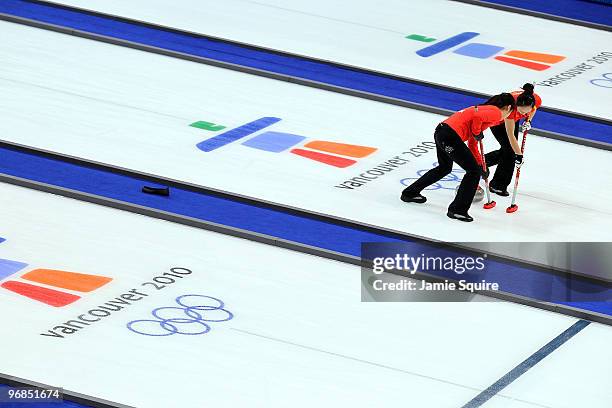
(416, 32, 480, 57)
(242, 131, 306, 152)
(196, 117, 281, 152)
(0, 258, 29, 281)
(453, 43, 504, 59)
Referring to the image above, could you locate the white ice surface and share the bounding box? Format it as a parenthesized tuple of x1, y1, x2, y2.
(0, 182, 589, 408)
(49, 0, 612, 119)
(481, 323, 612, 408)
(2, 21, 611, 243)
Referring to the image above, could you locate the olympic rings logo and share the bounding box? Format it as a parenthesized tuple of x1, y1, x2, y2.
(400, 162, 465, 190)
(590, 73, 612, 88)
(127, 294, 233, 336)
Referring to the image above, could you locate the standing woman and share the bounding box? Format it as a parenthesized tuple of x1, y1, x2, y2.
(400, 93, 515, 222)
(485, 83, 541, 195)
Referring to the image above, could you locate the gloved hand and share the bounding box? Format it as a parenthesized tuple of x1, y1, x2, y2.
(514, 154, 524, 168)
(473, 132, 484, 141)
(521, 120, 532, 132)
(480, 166, 490, 179)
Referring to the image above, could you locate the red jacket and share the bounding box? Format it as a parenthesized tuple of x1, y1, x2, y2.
(443, 105, 503, 165)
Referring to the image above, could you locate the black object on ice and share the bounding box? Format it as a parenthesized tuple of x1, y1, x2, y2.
(142, 186, 170, 196)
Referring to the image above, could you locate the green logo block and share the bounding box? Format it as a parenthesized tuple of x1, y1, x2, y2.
(190, 121, 226, 131)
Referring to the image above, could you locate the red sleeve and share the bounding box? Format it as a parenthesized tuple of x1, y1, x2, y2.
(467, 137, 483, 166)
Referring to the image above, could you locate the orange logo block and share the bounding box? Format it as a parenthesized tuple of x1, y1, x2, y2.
(1, 265, 112, 307)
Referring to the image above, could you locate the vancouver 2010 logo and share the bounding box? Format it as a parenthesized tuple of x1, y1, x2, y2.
(191, 117, 377, 168)
(127, 294, 233, 336)
(406, 32, 565, 71)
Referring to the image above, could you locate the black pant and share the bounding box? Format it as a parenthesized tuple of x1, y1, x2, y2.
(485, 121, 519, 190)
(402, 123, 481, 214)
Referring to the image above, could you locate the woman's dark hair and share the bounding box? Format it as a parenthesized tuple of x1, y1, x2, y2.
(516, 83, 536, 107)
(481, 92, 516, 110)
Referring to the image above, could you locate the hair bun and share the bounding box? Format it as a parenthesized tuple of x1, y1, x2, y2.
(522, 83, 535, 94)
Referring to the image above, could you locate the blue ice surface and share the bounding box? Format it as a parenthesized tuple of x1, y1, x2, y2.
(0, 145, 610, 316)
(478, 0, 612, 26)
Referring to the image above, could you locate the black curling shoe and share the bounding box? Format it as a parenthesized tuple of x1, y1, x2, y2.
(447, 211, 474, 222)
(401, 192, 427, 203)
(489, 186, 509, 196)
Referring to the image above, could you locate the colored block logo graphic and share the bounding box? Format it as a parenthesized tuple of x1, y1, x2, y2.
(0, 247, 112, 307)
(407, 32, 565, 71)
(192, 117, 377, 168)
